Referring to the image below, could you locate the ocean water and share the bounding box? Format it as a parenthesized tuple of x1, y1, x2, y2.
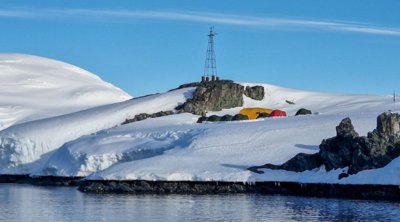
(1, 184, 399, 222)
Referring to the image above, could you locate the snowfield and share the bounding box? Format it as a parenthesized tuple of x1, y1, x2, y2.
(0, 53, 131, 130)
(1, 70, 399, 184)
(0, 88, 194, 174)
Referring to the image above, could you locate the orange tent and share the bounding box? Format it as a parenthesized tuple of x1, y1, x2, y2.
(239, 107, 273, 120)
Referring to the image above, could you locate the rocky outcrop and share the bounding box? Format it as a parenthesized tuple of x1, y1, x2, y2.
(122, 110, 174, 124)
(177, 81, 265, 116)
(178, 80, 245, 115)
(248, 112, 400, 178)
(197, 114, 248, 123)
(78, 180, 400, 200)
(248, 153, 322, 173)
(319, 118, 359, 171)
(295, 108, 312, 116)
(244, 86, 264, 101)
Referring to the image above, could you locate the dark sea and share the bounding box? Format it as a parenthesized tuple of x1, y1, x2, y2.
(1, 184, 399, 221)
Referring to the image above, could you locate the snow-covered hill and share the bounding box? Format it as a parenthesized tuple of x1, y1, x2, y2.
(0, 54, 131, 130)
(1, 79, 399, 185)
(0, 87, 194, 174)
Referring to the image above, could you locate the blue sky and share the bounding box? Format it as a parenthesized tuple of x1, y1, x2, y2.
(1, 1, 400, 96)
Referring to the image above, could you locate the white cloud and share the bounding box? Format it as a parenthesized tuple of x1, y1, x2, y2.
(1, 8, 399, 36)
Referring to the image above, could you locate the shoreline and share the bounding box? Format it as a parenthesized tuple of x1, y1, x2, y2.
(0, 174, 82, 186)
(78, 180, 400, 200)
(2, 174, 399, 200)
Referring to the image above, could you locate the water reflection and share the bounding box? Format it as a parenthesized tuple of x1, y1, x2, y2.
(1, 184, 399, 222)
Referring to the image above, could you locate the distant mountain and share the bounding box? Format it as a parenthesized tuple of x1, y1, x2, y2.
(0, 53, 131, 130)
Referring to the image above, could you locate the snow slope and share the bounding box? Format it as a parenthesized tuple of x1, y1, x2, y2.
(82, 112, 400, 185)
(2, 77, 399, 184)
(0, 53, 131, 130)
(24, 82, 399, 185)
(0, 87, 194, 174)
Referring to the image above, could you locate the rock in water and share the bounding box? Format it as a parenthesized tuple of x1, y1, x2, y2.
(179, 80, 244, 115)
(244, 85, 264, 101)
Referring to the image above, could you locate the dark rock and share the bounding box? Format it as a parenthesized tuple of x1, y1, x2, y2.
(375, 112, 400, 140)
(285, 100, 295, 105)
(319, 118, 359, 171)
(78, 179, 400, 200)
(177, 80, 244, 115)
(244, 85, 264, 101)
(338, 172, 349, 179)
(232, 114, 249, 121)
(220, 114, 233, 121)
(295, 108, 312, 116)
(248, 112, 400, 178)
(335, 117, 359, 137)
(197, 116, 207, 123)
(122, 110, 174, 124)
(248, 153, 322, 173)
(256, 112, 270, 119)
(207, 115, 222, 122)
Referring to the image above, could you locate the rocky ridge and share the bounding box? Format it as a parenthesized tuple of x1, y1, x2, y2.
(248, 112, 400, 178)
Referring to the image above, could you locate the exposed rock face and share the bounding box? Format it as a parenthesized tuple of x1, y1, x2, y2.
(248, 112, 400, 178)
(319, 118, 359, 171)
(348, 113, 400, 174)
(122, 110, 174, 124)
(178, 80, 245, 115)
(244, 86, 264, 101)
(295, 108, 312, 116)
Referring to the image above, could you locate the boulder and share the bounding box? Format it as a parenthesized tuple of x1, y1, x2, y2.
(220, 114, 233, 121)
(123, 110, 174, 124)
(207, 115, 222, 122)
(232, 114, 249, 121)
(197, 116, 207, 123)
(244, 85, 264, 101)
(178, 80, 244, 115)
(295, 108, 312, 116)
(256, 112, 270, 119)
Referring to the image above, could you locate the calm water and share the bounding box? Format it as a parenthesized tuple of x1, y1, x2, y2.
(1, 184, 400, 222)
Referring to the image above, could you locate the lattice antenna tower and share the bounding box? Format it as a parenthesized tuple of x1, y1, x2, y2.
(202, 27, 219, 82)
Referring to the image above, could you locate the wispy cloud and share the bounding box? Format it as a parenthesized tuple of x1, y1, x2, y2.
(1, 8, 400, 36)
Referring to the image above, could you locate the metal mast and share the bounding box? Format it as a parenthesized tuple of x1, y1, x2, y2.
(202, 27, 219, 82)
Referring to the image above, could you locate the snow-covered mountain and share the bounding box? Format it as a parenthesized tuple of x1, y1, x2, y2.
(0, 54, 131, 130)
(1, 77, 398, 185)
